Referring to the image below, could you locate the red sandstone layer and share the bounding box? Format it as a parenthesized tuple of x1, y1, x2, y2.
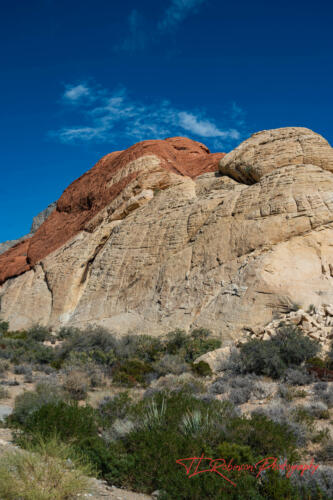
(0, 137, 224, 284)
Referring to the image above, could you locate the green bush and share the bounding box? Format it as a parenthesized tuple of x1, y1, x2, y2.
(98, 392, 133, 424)
(165, 328, 221, 363)
(191, 360, 212, 377)
(26, 325, 50, 342)
(9, 381, 66, 426)
(0, 320, 9, 335)
(14, 401, 99, 443)
(11, 388, 327, 499)
(55, 326, 117, 366)
(117, 334, 164, 362)
(238, 324, 319, 379)
(271, 324, 319, 366)
(0, 335, 55, 366)
(112, 359, 153, 386)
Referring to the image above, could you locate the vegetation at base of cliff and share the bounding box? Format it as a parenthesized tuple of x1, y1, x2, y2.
(231, 324, 320, 379)
(7, 389, 332, 500)
(0, 322, 220, 388)
(3, 319, 333, 498)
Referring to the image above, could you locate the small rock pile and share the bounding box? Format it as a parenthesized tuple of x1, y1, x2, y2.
(241, 304, 333, 352)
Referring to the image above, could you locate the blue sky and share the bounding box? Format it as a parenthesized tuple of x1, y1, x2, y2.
(1, 0, 332, 242)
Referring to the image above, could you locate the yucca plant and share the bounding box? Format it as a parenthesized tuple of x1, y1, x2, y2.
(180, 409, 210, 436)
(142, 397, 166, 429)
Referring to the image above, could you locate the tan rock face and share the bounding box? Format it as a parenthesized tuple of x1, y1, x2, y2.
(219, 127, 333, 184)
(1, 128, 333, 341)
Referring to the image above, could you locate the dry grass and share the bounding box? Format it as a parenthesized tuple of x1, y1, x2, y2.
(0, 436, 92, 499)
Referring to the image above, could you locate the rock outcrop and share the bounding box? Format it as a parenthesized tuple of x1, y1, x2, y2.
(0, 202, 56, 256)
(1, 128, 333, 341)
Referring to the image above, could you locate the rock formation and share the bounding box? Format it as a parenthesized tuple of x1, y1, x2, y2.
(1, 128, 333, 341)
(0, 202, 56, 256)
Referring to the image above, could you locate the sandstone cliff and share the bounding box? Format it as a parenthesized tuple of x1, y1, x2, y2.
(1, 128, 333, 341)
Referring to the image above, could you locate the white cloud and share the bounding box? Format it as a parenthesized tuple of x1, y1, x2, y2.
(49, 82, 245, 151)
(178, 111, 239, 138)
(158, 0, 206, 31)
(63, 84, 91, 102)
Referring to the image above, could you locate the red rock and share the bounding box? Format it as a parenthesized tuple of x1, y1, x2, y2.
(0, 137, 224, 284)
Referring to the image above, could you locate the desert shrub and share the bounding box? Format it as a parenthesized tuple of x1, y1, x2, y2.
(209, 377, 228, 394)
(252, 401, 314, 447)
(303, 401, 330, 419)
(271, 324, 320, 365)
(9, 381, 65, 426)
(98, 392, 133, 424)
(146, 373, 206, 396)
(0, 386, 9, 399)
(24, 373, 35, 384)
(57, 326, 81, 339)
(209, 373, 263, 404)
(191, 360, 212, 377)
(89, 366, 106, 388)
(252, 380, 275, 400)
(1, 378, 19, 386)
(62, 370, 89, 400)
(62, 351, 107, 383)
(153, 354, 188, 376)
(307, 356, 327, 369)
(11, 400, 116, 476)
(314, 381, 328, 392)
(278, 383, 296, 402)
(164, 328, 188, 354)
(236, 325, 319, 379)
(55, 326, 117, 367)
(290, 465, 333, 499)
(2, 329, 28, 340)
(13, 400, 99, 444)
(0, 436, 91, 500)
(13, 364, 32, 376)
(0, 358, 10, 375)
(283, 367, 315, 386)
(101, 392, 302, 499)
(228, 386, 252, 405)
(238, 338, 286, 378)
(0, 320, 9, 335)
(112, 359, 153, 386)
(314, 382, 333, 408)
(0, 335, 55, 366)
(165, 328, 221, 362)
(11, 388, 322, 499)
(315, 440, 333, 462)
(217, 441, 255, 466)
(117, 334, 164, 362)
(26, 325, 50, 342)
(104, 418, 136, 441)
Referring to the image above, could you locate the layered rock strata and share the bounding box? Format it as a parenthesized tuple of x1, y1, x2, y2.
(1, 128, 333, 341)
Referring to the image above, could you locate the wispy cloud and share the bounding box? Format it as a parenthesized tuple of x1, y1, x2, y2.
(115, 0, 208, 52)
(63, 84, 91, 103)
(158, 0, 206, 31)
(114, 9, 147, 53)
(49, 82, 245, 151)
